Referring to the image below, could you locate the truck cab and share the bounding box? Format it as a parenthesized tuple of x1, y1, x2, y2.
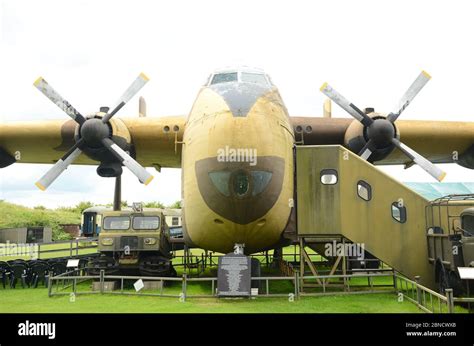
(426, 195, 474, 294)
(95, 207, 173, 276)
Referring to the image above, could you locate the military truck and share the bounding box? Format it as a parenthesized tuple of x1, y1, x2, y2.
(88, 206, 175, 276)
(426, 195, 474, 295)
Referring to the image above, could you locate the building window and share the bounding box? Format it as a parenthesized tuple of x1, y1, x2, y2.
(26, 228, 44, 243)
(172, 217, 179, 226)
(320, 169, 338, 185)
(391, 202, 407, 223)
(357, 180, 372, 201)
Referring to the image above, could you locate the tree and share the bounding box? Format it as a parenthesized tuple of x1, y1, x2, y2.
(168, 200, 182, 209)
(143, 201, 165, 209)
(74, 201, 94, 214)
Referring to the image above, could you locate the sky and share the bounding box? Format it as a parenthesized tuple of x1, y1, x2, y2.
(1, 0, 474, 208)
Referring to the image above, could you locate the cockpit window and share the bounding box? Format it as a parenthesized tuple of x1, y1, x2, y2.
(210, 72, 238, 85)
(241, 72, 269, 86)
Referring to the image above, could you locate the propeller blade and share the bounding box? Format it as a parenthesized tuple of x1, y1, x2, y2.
(358, 139, 375, 161)
(392, 138, 446, 182)
(320, 83, 373, 127)
(33, 77, 86, 125)
(387, 70, 431, 123)
(102, 72, 150, 123)
(102, 138, 154, 185)
(35, 140, 84, 190)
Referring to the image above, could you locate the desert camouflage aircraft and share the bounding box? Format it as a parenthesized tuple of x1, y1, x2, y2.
(1, 67, 473, 254)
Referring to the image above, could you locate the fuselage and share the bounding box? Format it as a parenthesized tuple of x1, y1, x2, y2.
(182, 68, 295, 254)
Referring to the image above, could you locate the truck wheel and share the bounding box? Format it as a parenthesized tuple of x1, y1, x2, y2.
(438, 266, 449, 294)
(448, 270, 464, 296)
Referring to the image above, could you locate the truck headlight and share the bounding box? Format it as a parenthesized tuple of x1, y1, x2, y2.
(101, 237, 114, 246)
(144, 238, 157, 245)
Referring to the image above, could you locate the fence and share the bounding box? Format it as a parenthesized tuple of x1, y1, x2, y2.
(47, 269, 473, 313)
(48, 269, 300, 299)
(394, 274, 456, 313)
(299, 270, 396, 296)
(0, 238, 98, 260)
(48, 270, 391, 299)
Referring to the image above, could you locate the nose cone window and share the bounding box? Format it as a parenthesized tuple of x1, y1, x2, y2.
(210, 72, 238, 85)
(232, 170, 250, 197)
(209, 171, 232, 196)
(251, 171, 272, 196)
(209, 170, 273, 198)
(241, 72, 269, 86)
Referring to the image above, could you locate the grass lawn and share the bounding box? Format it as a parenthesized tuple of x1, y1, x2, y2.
(0, 245, 468, 313)
(0, 287, 423, 313)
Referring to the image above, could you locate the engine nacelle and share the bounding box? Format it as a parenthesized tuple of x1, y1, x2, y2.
(97, 161, 123, 177)
(344, 112, 399, 162)
(74, 114, 134, 163)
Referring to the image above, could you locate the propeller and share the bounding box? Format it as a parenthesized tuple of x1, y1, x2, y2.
(34, 73, 153, 190)
(320, 71, 446, 182)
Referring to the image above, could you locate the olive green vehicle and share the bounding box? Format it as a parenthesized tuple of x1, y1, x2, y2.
(90, 208, 175, 276)
(426, 197, 474, 295)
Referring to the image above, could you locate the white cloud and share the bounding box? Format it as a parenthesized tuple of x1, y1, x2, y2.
(2, 0, 474, 207)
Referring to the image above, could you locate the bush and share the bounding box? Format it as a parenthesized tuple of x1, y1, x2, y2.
(0, 201, 79, 241)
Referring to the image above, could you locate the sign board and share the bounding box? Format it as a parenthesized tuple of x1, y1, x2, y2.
(132, 202, 143, 213)
(458, 267, 474, 280)
(66, 259, 80, 268)
(134, 279, 145, 292)
(217, 253, 251, 297)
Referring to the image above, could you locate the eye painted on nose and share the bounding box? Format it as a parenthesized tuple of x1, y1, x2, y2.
(208, 170, 273, 198)
(196, 157, 283, 225)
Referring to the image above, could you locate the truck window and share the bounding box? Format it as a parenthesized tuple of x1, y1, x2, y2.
(103, 216, 130, 230)
(462, 215, 474, 233)
(133, 216, 160, 230)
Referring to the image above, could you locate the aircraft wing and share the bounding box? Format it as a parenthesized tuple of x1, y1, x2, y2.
(0, 116, 185, 169)
(289, 116, 474, 166)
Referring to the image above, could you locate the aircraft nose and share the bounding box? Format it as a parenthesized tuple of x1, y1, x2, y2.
(209, 82, 272, 117)
(195, 156, 285, 225)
